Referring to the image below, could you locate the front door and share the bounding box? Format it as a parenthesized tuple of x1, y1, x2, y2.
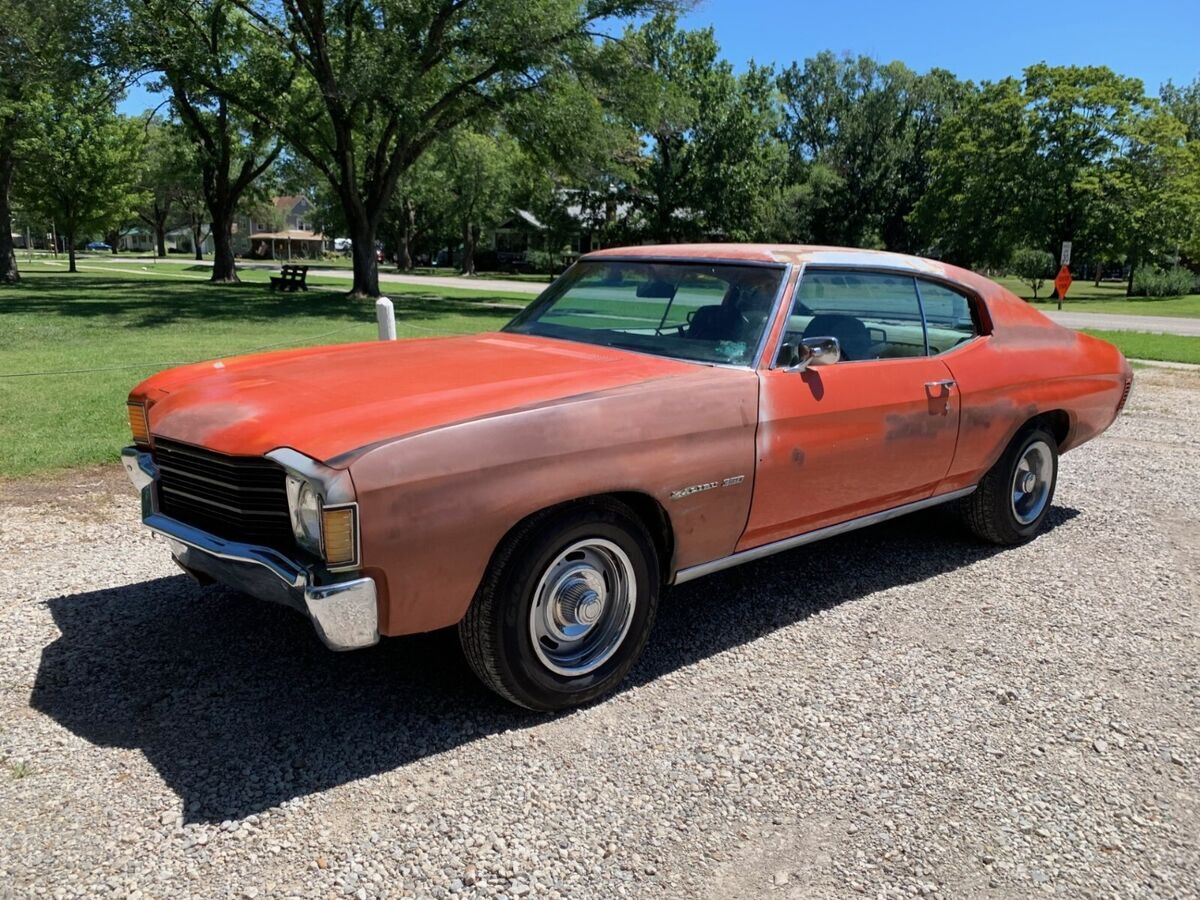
(740, 269, 962, 551)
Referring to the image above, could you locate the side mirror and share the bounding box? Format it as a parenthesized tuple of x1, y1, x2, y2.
(783, 336, 841, 372)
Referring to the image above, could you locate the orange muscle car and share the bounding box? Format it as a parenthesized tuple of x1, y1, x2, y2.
(123, 245, 1132, 709)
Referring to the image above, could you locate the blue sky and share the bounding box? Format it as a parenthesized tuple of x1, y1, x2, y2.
(119, 0, 1199, 115)
(681, 0, 1199, 90)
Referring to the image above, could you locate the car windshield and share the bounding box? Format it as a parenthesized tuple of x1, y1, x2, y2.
(503, 260, 786, 366)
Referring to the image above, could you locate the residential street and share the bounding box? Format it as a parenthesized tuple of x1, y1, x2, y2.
(1042, 310, 1200, 337)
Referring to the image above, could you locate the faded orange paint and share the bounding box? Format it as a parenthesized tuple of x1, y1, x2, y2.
(743, 356, 962, 549)
(129, 245, 1131, 637)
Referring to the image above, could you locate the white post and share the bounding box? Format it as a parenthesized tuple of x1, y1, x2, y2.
(376, 296, 396, 341)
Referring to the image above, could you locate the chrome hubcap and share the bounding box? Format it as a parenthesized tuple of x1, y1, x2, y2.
(1011, 440, 1053, 525)
(530, 539, 637, 676)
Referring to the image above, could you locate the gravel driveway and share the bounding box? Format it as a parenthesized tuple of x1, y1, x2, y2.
(1, 366, 1197, 898)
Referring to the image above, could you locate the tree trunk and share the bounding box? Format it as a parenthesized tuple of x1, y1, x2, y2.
(399, 233, 412, 271)
(0, 150, 18, 284)
(192, 222, 203, 260)
(1094, 261, 1102, 287)
(461, 220, 476, 276)
(210, 209, 238, 283)
(156, 223, 167, 258)
(1126, 249, 1139, 297)
(399, 197, 415, 271)
(349, 221, 381, 297)
(107, 231, 120, 255)
(67, 229, 77, 273)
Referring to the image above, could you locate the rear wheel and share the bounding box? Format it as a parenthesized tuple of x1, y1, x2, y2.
(459, 499, 659, 710)
(961, 426, 1059, 545)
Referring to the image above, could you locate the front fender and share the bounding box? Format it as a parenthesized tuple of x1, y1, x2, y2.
(350, 368, 760, 636)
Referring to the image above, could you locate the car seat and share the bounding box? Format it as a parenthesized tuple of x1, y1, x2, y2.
(802, 314, 873, 361)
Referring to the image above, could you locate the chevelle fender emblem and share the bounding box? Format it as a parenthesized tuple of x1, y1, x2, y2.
(670, 475, 745, 500)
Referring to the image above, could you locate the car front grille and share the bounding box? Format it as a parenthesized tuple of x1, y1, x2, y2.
(152, 438, 298, 555)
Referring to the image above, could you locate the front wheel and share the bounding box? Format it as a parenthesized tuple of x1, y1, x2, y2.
(459, 499, 659, 711)
(961, 426, 1059, 545)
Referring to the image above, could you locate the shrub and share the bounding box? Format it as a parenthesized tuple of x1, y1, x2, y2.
(1131, 265, 1195, 298)
(1010, 248, 1056, 299)
(524, 248, 566, 274)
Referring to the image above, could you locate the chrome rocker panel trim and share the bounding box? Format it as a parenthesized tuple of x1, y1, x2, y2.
(121, 446, 379, 651)
(673, 486, 977, 585)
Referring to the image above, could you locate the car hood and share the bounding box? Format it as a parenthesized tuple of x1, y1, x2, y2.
(134, 332, 701, 463)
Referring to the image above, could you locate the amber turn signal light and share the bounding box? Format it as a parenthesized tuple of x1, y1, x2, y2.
(321, 505, 358, 567)
(127, 402, 151, 446)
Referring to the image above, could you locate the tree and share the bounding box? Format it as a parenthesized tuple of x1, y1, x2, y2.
(913, 78, 1037, 268)
(0, 0, 115, 283)
(1023, 64, 1146, 292)
(176, 178, 211, 260)
(619, 14, 722, 242)
(1161, 77, 1200, 142)
(136, 119, 197, 257)
(777, 52, 964, 251)
(611, 15, 785, 244)
(133, 0, 284, 282)
(1107, 105, 1198, 293)
(1010, 247, 1055, 298)
(1161, 77, 1200, 264)
(14, 81, 145, 272)
(437, 129, 523, 274)
(148, 0, 679, 298)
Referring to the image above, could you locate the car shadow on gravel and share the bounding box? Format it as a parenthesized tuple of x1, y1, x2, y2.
(31, 506, 1077, 822)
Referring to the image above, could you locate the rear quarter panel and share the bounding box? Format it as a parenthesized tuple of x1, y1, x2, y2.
(938, 281, 1130, 492)
(349, 367, 760, 636)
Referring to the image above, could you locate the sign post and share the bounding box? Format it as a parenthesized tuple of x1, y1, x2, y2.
(1054, 266, 1072, 310)
(1054, 242, 1073, 310)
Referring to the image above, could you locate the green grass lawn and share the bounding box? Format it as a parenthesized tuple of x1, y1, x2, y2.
(995, 275, 1200, 318)
(17, 257, 537, 301)
(1080, 330, 1200, 365)
(0, 266, 524, 477)
(28, 250, 558, 281)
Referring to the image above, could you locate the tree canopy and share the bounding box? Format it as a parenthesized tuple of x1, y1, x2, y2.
(13, 79, 145, 271)
(3, 3, 1198, 296)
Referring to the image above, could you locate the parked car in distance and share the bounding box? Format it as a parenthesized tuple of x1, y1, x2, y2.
(85, 241, 111, 251)
(123, 245, 1133, 709)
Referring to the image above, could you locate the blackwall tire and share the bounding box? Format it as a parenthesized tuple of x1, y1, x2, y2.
(458, 499, 660, 711)
(961, 426, 1059, 546)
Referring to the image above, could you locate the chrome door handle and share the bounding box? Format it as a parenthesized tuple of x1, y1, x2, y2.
(925, 379, 956, 395)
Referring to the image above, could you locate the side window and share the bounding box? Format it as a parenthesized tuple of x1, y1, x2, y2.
(785, 270, 926, 362)
(915, 280, 979, 353)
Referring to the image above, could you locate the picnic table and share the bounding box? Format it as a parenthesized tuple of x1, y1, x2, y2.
(269, 264, 309, 292)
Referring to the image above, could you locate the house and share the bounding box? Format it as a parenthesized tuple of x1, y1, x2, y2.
(247, 195, 326, 260)
(488, 210, 549, 267)
(117, 229, 158, 253)
(168, 225, 213, 256)
(481, 191, 635, 270)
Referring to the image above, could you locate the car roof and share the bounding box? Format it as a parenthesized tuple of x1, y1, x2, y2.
(578, 243, 1069, 336)
(583, 243, 971, 279)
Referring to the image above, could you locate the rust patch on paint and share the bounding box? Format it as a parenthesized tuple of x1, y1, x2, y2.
(884, 411, 953, 442)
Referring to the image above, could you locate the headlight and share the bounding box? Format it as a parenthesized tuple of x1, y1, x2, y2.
(285, 475, 322, 556)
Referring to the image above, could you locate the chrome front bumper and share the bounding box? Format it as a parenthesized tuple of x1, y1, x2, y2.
(121, 446, 379, 651)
